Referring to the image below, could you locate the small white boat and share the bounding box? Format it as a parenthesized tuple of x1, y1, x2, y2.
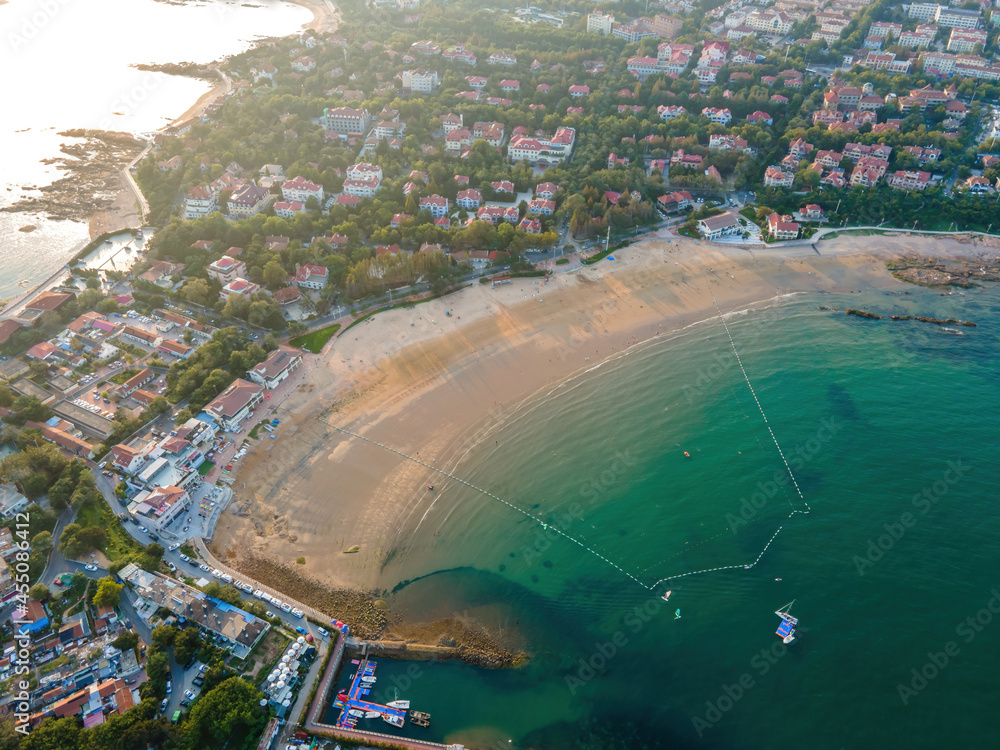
(361, 675, 376, 683)
(364, 711, 382, 718)
(383, 714, 405, 728)
(348, 708, 364, 717)
(387, 699, 410, 709)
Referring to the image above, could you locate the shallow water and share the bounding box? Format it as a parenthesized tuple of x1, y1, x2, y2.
(353, 286, 999, 749)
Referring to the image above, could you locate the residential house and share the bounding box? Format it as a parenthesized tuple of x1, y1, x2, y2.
(184, 186, 218, 220)
(120, 326, 162, 348)
(207, 256, 247, 286)
(766, 212, 799, 239)
(120, 368, 154, 397)
(456, 188, 482, 209)
(887, 170, 932, 191)
(248, 347, 302, 389)
(227, 185, 271, 219)
(419, 195, 449, 218)
(764, 166, 795, 187)
(293, 264, 329, 290)
(203, 378, 265, 432)
(281, 176, 324, 204)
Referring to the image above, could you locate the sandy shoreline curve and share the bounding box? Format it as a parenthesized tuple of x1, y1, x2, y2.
(209, 231, 991, 597)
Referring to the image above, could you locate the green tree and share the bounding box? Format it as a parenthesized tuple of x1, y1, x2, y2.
(28, 582, 49, 601)
(181, 278, 212, 306)
(93, 577, 124, 608)
(31, 530, 52, 554)
(184, 676, 267, 749)
(174, 627, 203, 665)
(18, 717, 83, 750)
(262, 260, 286, 290)
(152, 624, 177, 649)
(111, 629, 140, 656)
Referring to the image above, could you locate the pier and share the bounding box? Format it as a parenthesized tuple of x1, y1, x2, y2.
(333, 658, 406, 728)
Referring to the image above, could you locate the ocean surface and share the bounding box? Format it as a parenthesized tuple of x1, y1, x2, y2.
(0, 0, 311, 302)
(328, 285, 999, 749)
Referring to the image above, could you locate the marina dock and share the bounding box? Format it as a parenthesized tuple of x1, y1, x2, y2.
(334, 658, 406, 729)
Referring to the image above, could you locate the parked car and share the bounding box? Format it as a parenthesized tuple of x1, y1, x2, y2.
(184, 689, 196, 700)
(295, 626, 306, 635)
(193, 676, 204, 687)
(199, 564, 210, 572)
(178, 554, 189, 562)
(160, 698, 168, 712)
(165, 681, 172, 694)
(168, 542, 180, 551)
(137, 526, 149, 534)
(166, 562, 176, 572)
(317, 627, 329, 639)
(84, 564, 98, 571)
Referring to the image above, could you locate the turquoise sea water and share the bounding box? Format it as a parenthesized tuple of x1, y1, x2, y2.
(331, 285, 999, 750)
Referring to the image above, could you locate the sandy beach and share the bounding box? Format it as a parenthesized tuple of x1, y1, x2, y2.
(210, 231, 994, 596)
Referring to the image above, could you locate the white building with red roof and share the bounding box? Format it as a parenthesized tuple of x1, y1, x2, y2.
(184, 186, 217, 220)
(456, 189, 482, 209)
(281, 176, 324, 203)
(207, 255, 247, 286)
(294, 264, 329, 290)
(419, 195, 450, 218)
(221, 278, 261, 300)
(274, 201, 305, 218)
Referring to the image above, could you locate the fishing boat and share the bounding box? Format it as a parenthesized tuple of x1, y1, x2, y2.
(775, 601, 798, 644)
(410, 711, 431, 727)
(383, 714, 406, 728)
(387, 700, 410, 709)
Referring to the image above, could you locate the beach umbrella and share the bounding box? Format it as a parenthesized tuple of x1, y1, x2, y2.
(281, 655, 290, 663)
(297, 636, 306, 644)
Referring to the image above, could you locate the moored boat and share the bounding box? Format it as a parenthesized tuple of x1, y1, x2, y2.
(387, 699, 410, 709)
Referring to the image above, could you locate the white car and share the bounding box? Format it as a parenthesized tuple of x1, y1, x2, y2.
(167, 562, 176, 572)
(137, 526, 149, 534)
(178, 554, 190, 562)
(199, 564, 210, 572)
(168, 542, 180, 551)
(317, 627, 329, 638)
(84, 564, 98, 571)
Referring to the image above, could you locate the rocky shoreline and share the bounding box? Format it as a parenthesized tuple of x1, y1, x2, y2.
(823, 307, 978, 327)
(2, 130, 144, 223)
(886, 255, 1000, 288)
(226, 548, 526, 669)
